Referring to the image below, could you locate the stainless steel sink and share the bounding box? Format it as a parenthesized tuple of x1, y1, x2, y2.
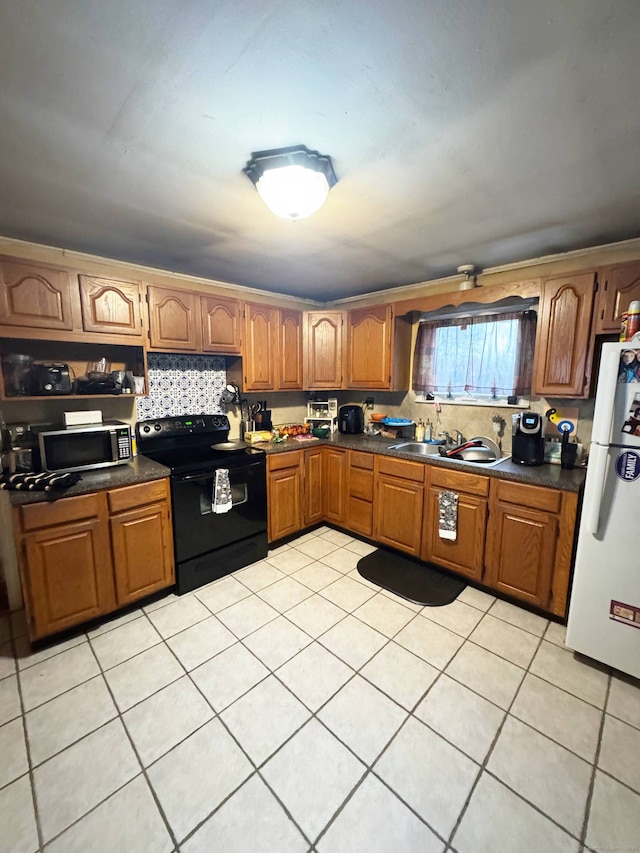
(388, 442, 511, 467)
(435, 453, 512, 468)
(388, 442, 442, 456)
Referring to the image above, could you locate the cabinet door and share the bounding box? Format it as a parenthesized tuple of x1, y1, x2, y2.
(347, 305, 392, 389)
(267, 463, 302, 541)
(110, 501, 174, 606)
(0, 257, 75, 331)
(324, 447, 347, 525)
(303, 446, 324, 527)
(79, 275, 143, 337)
(148, 285, 198, 350)
(244, 303, 276, 391)
(596, 261, 640, 334)
(423, 487, 487, 580)
(304, 312, 344, 389)
(24, 518, 115, 639)
(374, 475, 424, 557)
(532, 272, 596, 397)
(485, 502, 557, 609)
(201, 295, 242, 354)
(277, 309, 303, 390)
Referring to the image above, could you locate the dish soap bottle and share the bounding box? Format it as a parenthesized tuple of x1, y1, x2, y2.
(425, 420, 432, 441)
(415, 419, 426, 442)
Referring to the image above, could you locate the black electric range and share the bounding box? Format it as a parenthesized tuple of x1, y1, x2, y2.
(137, 414, 268, 594)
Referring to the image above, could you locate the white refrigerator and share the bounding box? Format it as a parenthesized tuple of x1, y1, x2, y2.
(566, 342, 640, 678)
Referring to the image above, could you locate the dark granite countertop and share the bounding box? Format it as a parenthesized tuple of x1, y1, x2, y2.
(8, 455, 171, 506)
(262, 433, 586, 492)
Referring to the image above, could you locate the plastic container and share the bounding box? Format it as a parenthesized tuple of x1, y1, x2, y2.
(627, 301, 640, 341)
(2, 353, 33, 396)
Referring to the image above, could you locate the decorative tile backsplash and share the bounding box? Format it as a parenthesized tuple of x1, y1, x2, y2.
(136, 353, 226, 420)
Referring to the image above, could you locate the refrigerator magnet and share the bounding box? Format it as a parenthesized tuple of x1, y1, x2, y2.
(615, 450, 640, 482)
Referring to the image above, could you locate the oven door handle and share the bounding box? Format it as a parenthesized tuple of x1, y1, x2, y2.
(174, 460, 264, 483)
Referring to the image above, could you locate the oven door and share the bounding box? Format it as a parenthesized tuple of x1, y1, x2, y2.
(170, 458, 267, 565)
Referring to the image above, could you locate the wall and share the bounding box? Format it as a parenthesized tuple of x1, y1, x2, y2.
(335, 389, 594, 454)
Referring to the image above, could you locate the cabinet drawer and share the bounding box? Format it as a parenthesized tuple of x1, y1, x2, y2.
(350, 450, 374, 470)
(430, 467, 489, 497)
(349, 497, 373, 537)
(493, 480, 561, 513)
(20, 493, 101, 531)
(350, 467, 374, 501)
(108, 479, 169, 514)
(376, 456, 425, 483)
(267, 452, 302, 473)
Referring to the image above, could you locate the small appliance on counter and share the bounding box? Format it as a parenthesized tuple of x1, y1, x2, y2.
(1, 353, 33, 396)
(512, 412, 545, 465)
(307, 398, 338, 433)
(338, 404, 365, 434)
(35, 419, 132, 473)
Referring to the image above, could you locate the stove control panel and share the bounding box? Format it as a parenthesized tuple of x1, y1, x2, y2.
(137, 414, 230, 439)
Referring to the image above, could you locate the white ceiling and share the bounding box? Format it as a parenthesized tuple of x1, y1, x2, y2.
(1, 0, 639, 301)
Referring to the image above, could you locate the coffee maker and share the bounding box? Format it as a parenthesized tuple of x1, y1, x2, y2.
(512, 412, 545, 466)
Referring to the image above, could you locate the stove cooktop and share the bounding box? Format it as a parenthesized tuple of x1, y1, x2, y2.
(136, 414, 265, 475)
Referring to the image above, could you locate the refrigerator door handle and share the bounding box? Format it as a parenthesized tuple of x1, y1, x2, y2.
(584, 444, 609, 535)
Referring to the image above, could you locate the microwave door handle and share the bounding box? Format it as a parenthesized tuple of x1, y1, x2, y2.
(110, 430, 118, 461)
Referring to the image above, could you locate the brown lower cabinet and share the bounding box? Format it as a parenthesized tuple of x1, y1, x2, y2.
(423, 467, 489, 581)
(373, 456, 425, 557)
(14, 479, 174, 640)
(485, 479, 576, 614)
(266, 452, 303, 541)
(266, 446, 579, 618)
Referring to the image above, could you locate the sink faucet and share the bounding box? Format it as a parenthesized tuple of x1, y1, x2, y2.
(454, 430, 466, 446)
(438, 431, 453, 446)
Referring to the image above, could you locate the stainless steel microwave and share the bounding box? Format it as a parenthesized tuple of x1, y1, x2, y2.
(37, 420, 132, 473)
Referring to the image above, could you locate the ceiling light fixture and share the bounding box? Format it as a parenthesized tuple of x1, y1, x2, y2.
(244, 145, 337, 221)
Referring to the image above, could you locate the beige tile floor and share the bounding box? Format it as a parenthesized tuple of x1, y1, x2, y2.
(1, 526, 640, 852)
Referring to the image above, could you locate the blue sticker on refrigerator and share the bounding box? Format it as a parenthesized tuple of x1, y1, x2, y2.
(615, 450, 640, 482)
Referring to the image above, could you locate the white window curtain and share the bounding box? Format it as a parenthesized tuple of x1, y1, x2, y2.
(412, 311, 537, 397)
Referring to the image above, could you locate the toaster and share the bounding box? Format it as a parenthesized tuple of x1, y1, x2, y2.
(31, 363, 72, 395)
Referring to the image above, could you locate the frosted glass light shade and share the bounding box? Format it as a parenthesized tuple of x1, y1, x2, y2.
(256, 165, 330, 220)
(244, 146, 337, 222)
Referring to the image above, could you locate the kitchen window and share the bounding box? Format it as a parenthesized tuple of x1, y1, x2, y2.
(412, 306, 537, 406)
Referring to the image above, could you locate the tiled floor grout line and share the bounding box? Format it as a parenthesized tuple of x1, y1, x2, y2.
(579, 673, 612, 851)
(6, 532, 634, 851)
(443, 629, 587, 851)
(9, 630, 46, 852)
(84, 620, 182, 853)
(442, 630, 543, 852)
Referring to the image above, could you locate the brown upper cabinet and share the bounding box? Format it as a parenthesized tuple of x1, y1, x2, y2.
(0, 256, 76, 332)
(304, 311, 344, 389)
(595, 260, 640, 335)
(244, 302, 277, 391)
(148, 285, 199, 351)
(277, 309, 303, 390)
(200, 294, 242, 354)
(532, 271, 597, 397)
(346, 305, 411, 390)
(79, 275, 143, 338)
(347, 305, 392, 389)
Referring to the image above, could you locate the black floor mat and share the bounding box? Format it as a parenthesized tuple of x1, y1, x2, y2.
(357, 548, 466, 607)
